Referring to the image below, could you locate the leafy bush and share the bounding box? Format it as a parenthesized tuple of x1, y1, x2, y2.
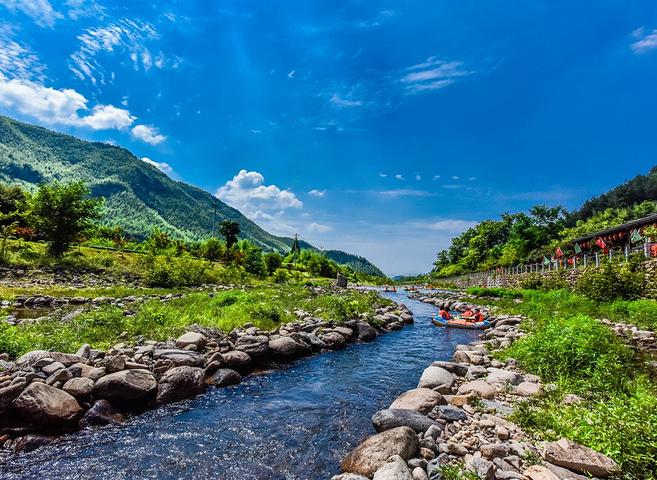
(466, 286, 523, 298)
(518, 271, 569, 291)
(575, 261, 645, 302)
(140, 255, 211, 287)
(602, 299, 657, 331)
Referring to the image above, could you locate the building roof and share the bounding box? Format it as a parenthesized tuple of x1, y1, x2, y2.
(572, 213, 657, 244)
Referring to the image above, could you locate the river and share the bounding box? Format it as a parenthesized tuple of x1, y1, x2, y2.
(0, 290, 479, 480)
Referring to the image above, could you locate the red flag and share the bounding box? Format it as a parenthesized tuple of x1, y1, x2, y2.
(556, 247, 564, 258)
(595, 237, 607, 249)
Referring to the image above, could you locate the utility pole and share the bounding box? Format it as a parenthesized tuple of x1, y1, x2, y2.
(211, 197, 217, 237)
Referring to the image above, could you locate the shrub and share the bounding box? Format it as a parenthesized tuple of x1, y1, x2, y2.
(140, 255, 211, 287)
(518, 271, 569, 291)
(575, 261, 645, 302)
(466, 286, 523, 299)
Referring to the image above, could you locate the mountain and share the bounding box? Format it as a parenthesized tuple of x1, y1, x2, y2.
(323, 250, 386, 277)
(0, 115, 384, 276)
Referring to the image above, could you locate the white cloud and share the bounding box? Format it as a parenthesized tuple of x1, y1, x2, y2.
(307, 222, 333, 233)
(287, 70, 296, 78)
(452, 175, 460, 180)
(400, 58, 472, 95)
(216, 170, 303, 219)
(0, 28, 46, 81)
(394, 174, 405, 181)
(329, 93, 363, 108)
(142, 157, 173, 174)
(415, 219, 479, 232)
(131, 124, 166, 145)
(631, 27, 657, 53)
(308, 189, 326, 198)
(379, 172, 387, 178)
(378, 189, 434, 198)
(0, 0, 62, 28)
(69, 19, 162, 85)
(65, 0, 106, 20)
(0, 76, 135, 130)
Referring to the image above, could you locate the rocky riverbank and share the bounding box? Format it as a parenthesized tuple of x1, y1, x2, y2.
(334, 308, 620, 479)
(0, 299, 414, 456)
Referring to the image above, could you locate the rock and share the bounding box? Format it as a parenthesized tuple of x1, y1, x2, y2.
(41, 362, 65, 375)
(431, 361, 469, 377)
(486, 368, 521, 385)
(469, 457, 494, 480)
(105, 355, 125, 373)
(516, 382, 542, 397)
(373, 455, 413, 480)
(16, 350, 83, 367)
(356, 322, 378, 342)
(372, 409, 440, 434)
(268, 336, 312, 359)
(436, 405, 468, 423)
(75, 344, 91, 358)
(417, 366, 455, 389)
(153, 349, 205, 367)
(543, 438, 619, 477)
(523, 465, 559, 480)
(175, 331, 207, 350)
(447, 441, 468, 456)
(481, 443, 509, 460)
(94, 369, 157, 403)
(341, 426, 419, 477)
(389, 388, 443, 414)
(331, 475, 369, 480)
(13, 434, 57, 453)
(46, 368, 73, 386)
(235, 335, 270, 358)
(62, 377, 95, 398)
(221, 350, 251, 370)
(457, 380, 496, 399)
(562, 394, 583, 405)
(79, 399, 124, 428)
(13, 382, 82, 426)
(156, 366, 206, 405)
(207, 368, 242, 387)
(543, 462, 590, 480)
(320, 331, 348, 349)
(465, 365, 488, 380)
(412, 467, 428, 480)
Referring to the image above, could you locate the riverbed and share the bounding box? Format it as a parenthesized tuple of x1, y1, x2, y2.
(0, 290, 479, 480)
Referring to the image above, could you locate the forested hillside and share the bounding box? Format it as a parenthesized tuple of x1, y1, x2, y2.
(0, 115, 384, 276)
(432, 166, 657, 277)
(324, 250, 386, 277)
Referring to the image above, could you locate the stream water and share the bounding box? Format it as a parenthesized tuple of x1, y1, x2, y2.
(0, 290, 479, 480)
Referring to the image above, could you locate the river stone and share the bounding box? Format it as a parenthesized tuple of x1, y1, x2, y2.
(331, 475, 369, 480)
(417, 366, 455, 389)
(523, 465, 560, 480)
(356, 322, 377, 342)
(13, 382, 82, 426)
(94, 369, 157, 402)
(457, 380, 496, 399)
(0, 383, 25, 411)
(469, 457, 494, 480)
(268, 337, 312, 359)
(486, 368, 521, 385)
(207, 368, 242, 387)
(156, 366, 207, 405)
(79, 399, 124, 428)
(333, 326, 355, 339)
(62, 377, 95, 398)
(516, 381, 542, 397)
(13, 434, 57, 453)
(175, 331, 207, 350)
(412, 466, 428, 480)
(543, 438, 619, 477)
(320, 331, 347, 349)
(341, 426, 419, 477)
(41, 362, 65, 376)
(222, 350, 252, 369)
(435, 405, 468, 423)
(235, 335, 270, 358)
(372, 409, 440, 434)
(153, 349, 205, 367)
(373, 455, 413, 480)
(430, 361, 469, 377)
(16, 350, 83, 367)
(389, 388, 443, 414)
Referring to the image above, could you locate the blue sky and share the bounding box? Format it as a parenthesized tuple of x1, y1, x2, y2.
(1, 1, 657, 275)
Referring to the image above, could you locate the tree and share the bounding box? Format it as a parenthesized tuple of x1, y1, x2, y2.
(30, 181, 103, 257)
(200, 237, 225, 261)
(263, 252, 283, 275)
(0, 183, 29, 227)
(146, 228, 173, 253)
(219, 220, 240, 250)
(243, 245, 266, 276)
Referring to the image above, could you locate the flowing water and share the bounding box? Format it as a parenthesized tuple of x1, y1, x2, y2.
(0, 290, 479, 480)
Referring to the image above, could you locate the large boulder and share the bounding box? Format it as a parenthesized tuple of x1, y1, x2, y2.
(516, 382, 542, 397)
(175, 332, 207, 350)
(373, 455, 413, 480)
(389, 389, 443, 414)
(523, 465, 560, 480)
(486, 368, 521, 385)
(13, 383, 82, 426)
(457, 380, 496, 399)
(430, 361, 469, 377)
(207, 368, 242, 387)
(156, 366, 207, 405)
(94, 369, 157, 403)
(372, 409, 440, 434)
(222, 350, 251, 370)
(235, 335, 270, 358)
(62, 377, 95, 398)
(417, 366, 455, 389)
(356, 322, 378, 342)
(79, 399, 124, 428)
(341, 426, 419, 477)
(0, 383, 25, 412)
(153, 349, 205, 367)
(543, 438, 619, 478)
(16, 350, 83, 367)
(268, 337, 312, 359)
(319, 331, 348, 350)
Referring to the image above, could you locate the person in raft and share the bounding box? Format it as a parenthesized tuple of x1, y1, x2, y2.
(438, 307, 452, 320)
(462, 307, 474, 320)
(472, 309, 485, 323)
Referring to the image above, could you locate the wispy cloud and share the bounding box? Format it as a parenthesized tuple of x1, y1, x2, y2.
(631, 27, 657, 53)
(329, 93, 363, 108)
(394, 174, 405, 181)
(308, 189, 326, 198)
(378, 189, 434, 197)
(0, 0, 62, 28)
(131, 124, 166, 145)
(0, 26, 46, 82)
(308, 222, 333, 233)
(399, 57, 473, 95)
(142, 157, 173, 175)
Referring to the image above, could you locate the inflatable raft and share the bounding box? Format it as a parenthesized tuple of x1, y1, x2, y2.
(431, 315, 490, 330)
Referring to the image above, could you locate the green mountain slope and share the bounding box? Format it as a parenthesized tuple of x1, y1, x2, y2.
(0, 116, 385, 277)
(324, 250, 386, 277)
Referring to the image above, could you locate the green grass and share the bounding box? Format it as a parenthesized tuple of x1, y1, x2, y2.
(466, 286, 523, 299)
(491, 289, 657, 479)
(0, 285, 391, 358)
(0, 285, 186, 301)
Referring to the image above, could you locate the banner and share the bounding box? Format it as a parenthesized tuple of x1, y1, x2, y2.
(595, 237, 607, 249)
(631, 229, 643, 244)
(574, 242, 582, 254)
(555, 247, 564, 258)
